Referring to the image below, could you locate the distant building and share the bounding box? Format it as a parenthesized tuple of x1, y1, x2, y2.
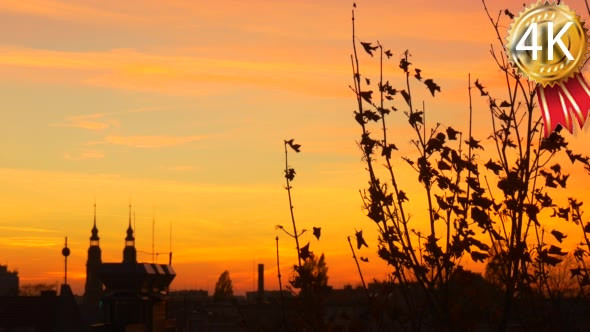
(0, 228, 83, 331)
(246, 290, 293, 303)
(88, 204, 176, 332)
(0, 284, 84, 332)
(0, 264, 19, 296)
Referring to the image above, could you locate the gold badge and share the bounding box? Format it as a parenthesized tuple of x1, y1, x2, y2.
(506, 1, 588, 87)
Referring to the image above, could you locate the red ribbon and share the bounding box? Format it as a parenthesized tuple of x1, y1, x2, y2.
(537, 73, 590, 136)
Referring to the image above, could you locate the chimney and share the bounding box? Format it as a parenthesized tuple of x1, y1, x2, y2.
(257, 263, 264, 302)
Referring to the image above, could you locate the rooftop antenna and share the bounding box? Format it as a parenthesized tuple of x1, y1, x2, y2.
(93, 198, 97, 228)
(127, 201, 133, 246)
(61, 236, 70, 285)
(169, 220, 173, 265)
(128, 200, 132, 229)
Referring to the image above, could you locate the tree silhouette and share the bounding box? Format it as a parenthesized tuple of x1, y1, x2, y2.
(275, 139, 328, 329)
(290, 253, 330, 330)
(290, 253, 329, 295)
(567, 199, 590, 297)
(19, 283, 56, 296)
(350, 2, 590, 330)
(213, 270, 233, 301)
(350, 5, 482, 330)
(478, 1, 590, 329)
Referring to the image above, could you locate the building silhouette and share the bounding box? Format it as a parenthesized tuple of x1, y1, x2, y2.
(0, 203, 176, 331)
(0, 286, 84, 332)
(84, 202, 103, 307)
(90, 204, 176, 332)
(0, 250, 83, 331)
(0, 264, 19, 296)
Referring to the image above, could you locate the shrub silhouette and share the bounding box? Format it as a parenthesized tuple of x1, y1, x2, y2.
(276, 139, 328, 330)
(350, 2, 590, 331)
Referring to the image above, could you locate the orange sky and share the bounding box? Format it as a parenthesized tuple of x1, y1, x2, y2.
(1, 0, 590, 296)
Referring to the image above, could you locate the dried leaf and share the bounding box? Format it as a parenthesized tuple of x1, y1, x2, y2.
(313, 227, 321, 240)
(355, 230, 368, 249)
(414, 68, 422, 81)
(399, 57, 411, 73)
(551, 230, 567, 243)
(484, 159, 503, 175)
(474, 79, 488, 96)
(424, 79, 441, 96)
(360, 41, 378, 57)
(446, 127, 459, 140)
(299, 243, 312, 260)
(359, 90, 373, 103)
(504, 9, 515, 19)
(285, 139, 301, 153)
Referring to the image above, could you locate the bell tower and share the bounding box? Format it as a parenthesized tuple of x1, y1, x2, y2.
(84, 202, 102, 306)
(123, 204, 137, 264)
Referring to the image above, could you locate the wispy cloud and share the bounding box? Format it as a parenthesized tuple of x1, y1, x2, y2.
(103, 135, 206, 148)
(0, 0, 141, 24)
(0, 167, 279, 195)
(0, 225, 57, 233)
(0, 46, 346, 97)
(167, 165, 194, 171)
(53, 113, 120, 131)
(0, 237, 59, 247)
(64, 149, 105, 160)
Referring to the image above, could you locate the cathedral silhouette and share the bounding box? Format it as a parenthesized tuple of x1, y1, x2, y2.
(83, 204, 176, 332)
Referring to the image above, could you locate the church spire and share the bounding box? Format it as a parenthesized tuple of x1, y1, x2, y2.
(90, 200, 99, 245)
(85, 200, 102, 306)
(123, 203, 137, 264)
(126, 203, 134, 243)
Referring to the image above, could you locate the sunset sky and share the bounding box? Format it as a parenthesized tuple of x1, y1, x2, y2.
(1, 0, 590, 295)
